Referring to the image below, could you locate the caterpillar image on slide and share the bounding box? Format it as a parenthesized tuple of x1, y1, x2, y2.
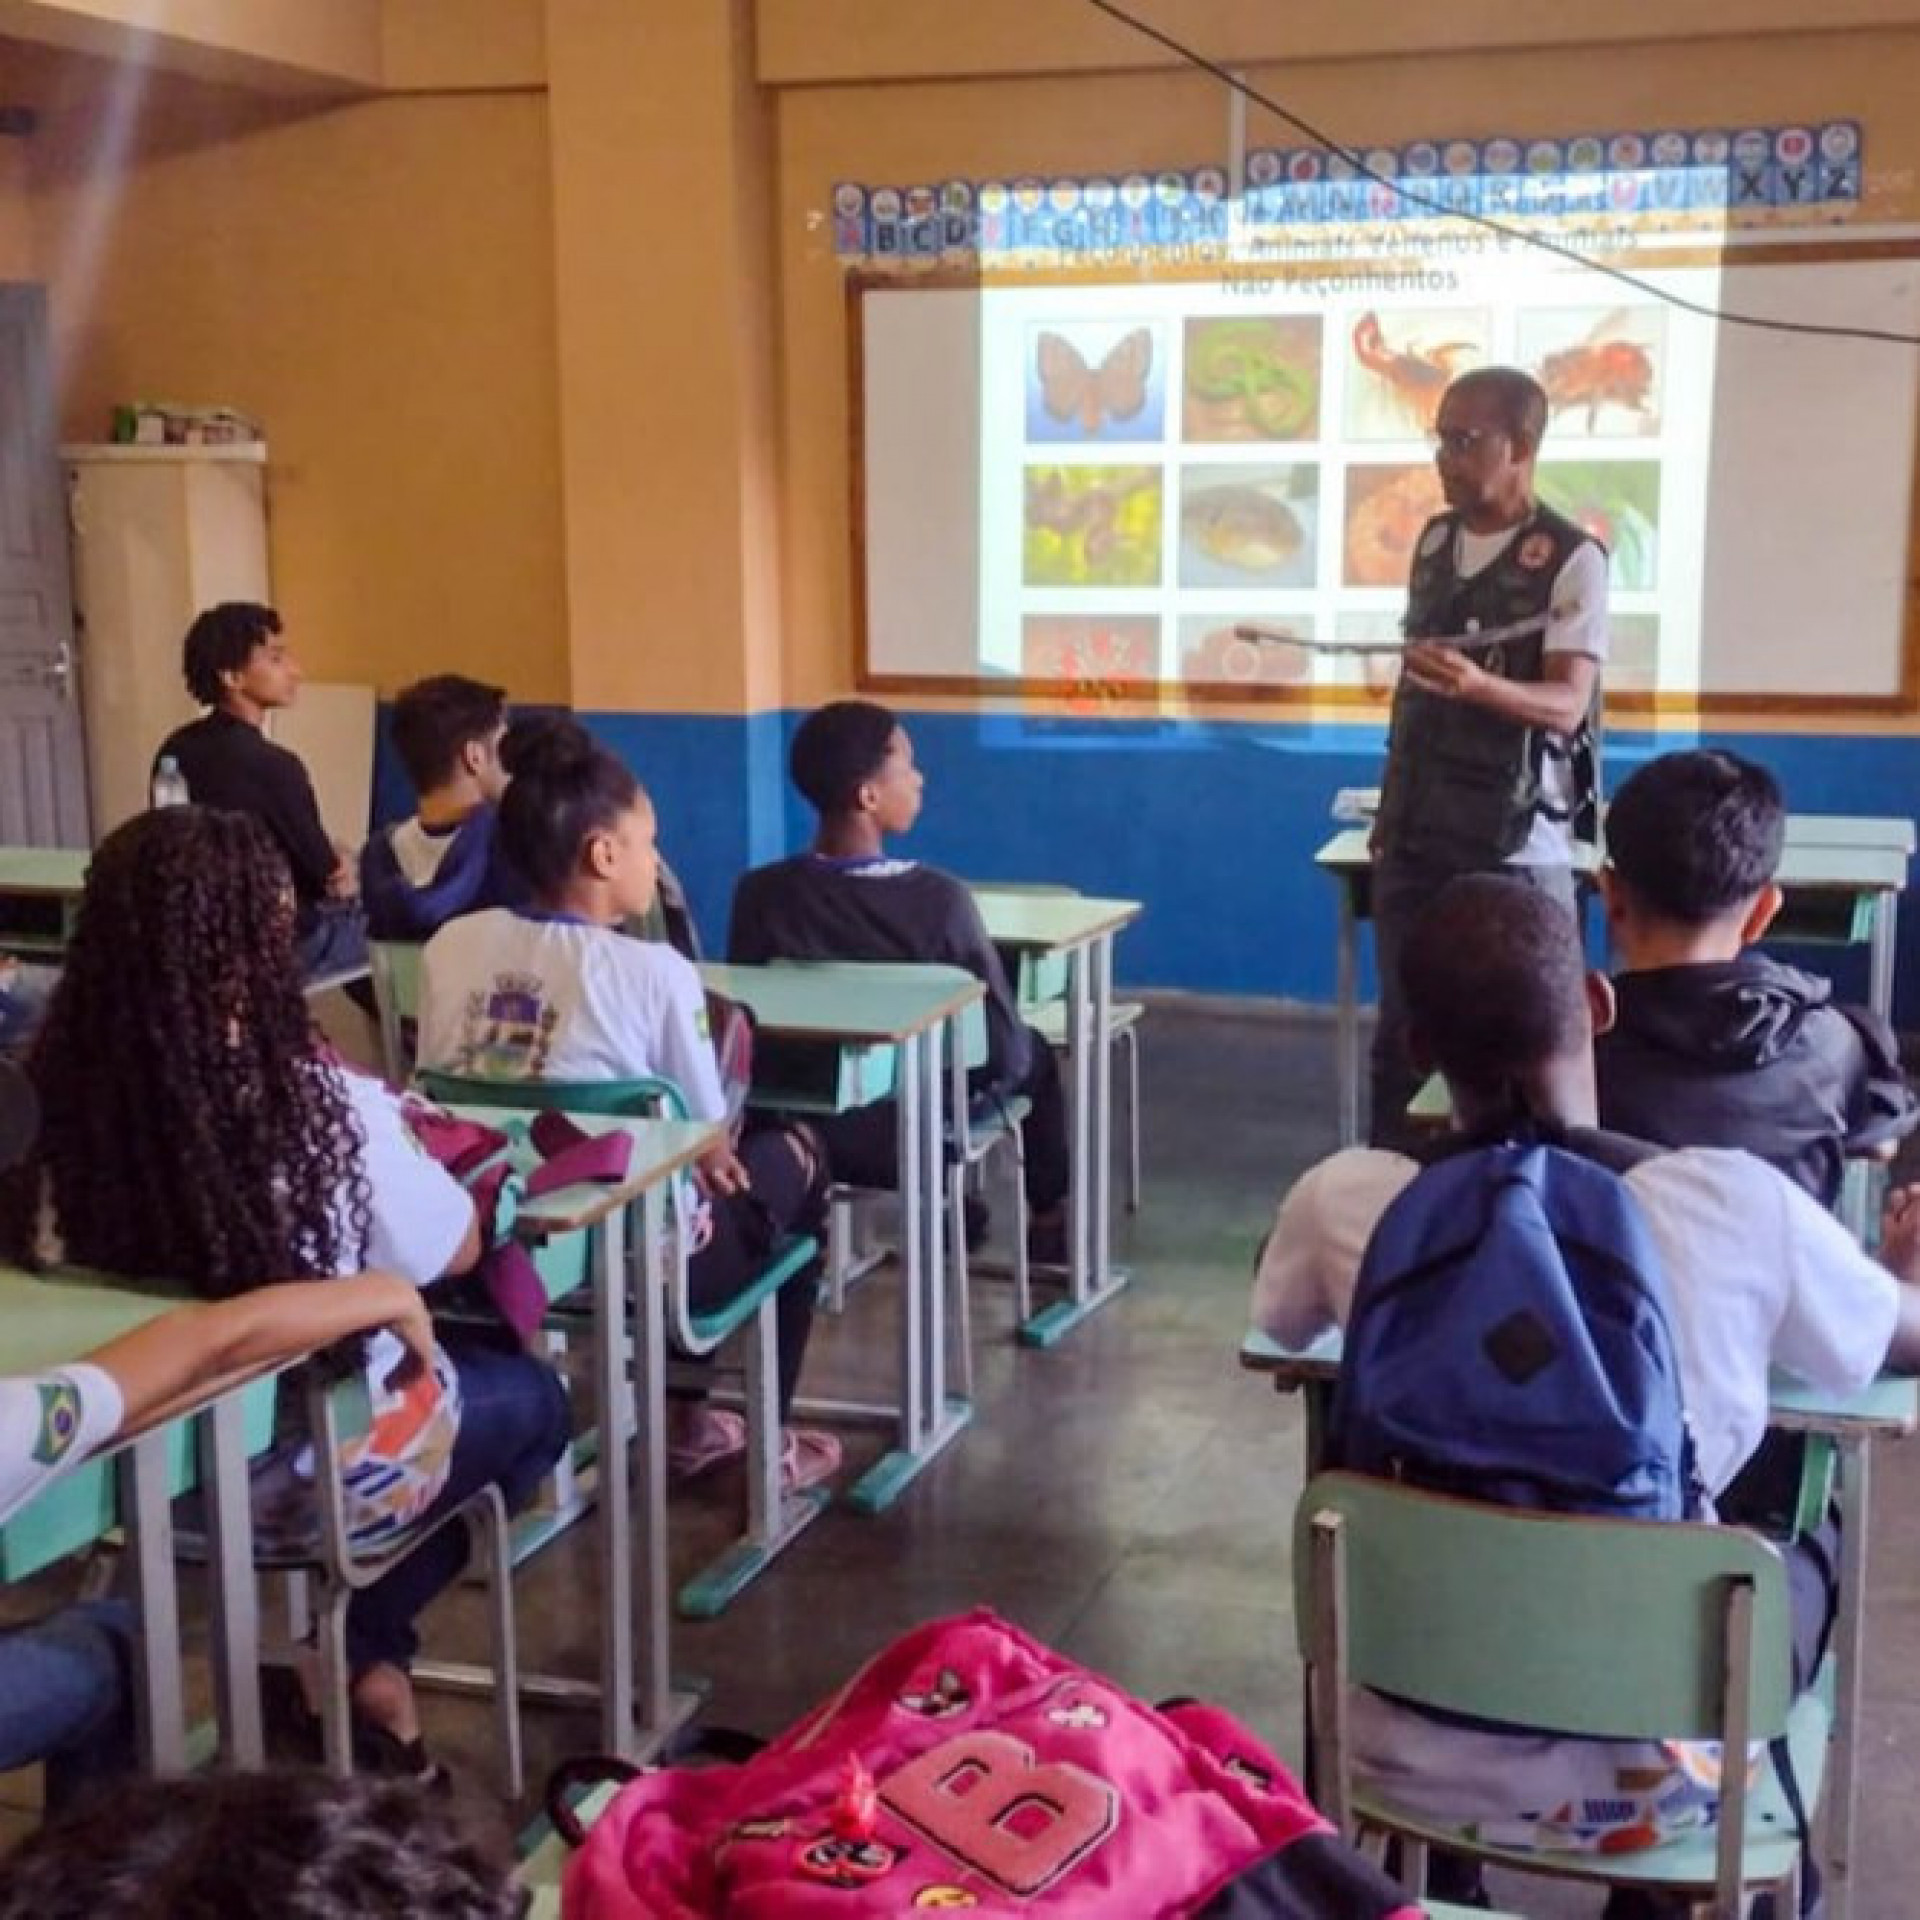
(1022, 466, 1162, 586)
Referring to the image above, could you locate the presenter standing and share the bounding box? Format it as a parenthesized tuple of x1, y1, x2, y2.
(1367, 367, 1610, 1147)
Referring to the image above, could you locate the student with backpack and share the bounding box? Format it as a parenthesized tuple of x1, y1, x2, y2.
(1251, 875, 1920, 1894)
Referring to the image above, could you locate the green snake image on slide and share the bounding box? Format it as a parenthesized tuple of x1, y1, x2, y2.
(1183, 318, 1320, 439)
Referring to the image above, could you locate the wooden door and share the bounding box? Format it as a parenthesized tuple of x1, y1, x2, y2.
(0, 284, 88, 846)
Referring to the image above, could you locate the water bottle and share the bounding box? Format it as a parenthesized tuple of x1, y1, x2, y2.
(150, 754, 189, 809)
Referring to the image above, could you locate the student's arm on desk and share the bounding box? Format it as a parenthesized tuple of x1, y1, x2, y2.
(1250, 1151, 1415, 1348)
(92, 1271, 435, 1431)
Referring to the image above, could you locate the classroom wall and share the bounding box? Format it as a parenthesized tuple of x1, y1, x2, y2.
(23, 79, 571, 702)
(0, 0, 383, 90)
(15, 1, 1920, 1015)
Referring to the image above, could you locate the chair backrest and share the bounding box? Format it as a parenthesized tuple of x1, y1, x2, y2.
(368, 940, 423, 1082)
(414, 1068, 690, 1123)
(1293, 1471, 1795, 1743)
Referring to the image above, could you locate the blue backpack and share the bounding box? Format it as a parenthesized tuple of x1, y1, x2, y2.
(1327, 1125, 1704, 1520)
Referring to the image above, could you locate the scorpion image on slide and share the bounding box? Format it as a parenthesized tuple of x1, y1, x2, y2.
(1350, 312, 1477, 433)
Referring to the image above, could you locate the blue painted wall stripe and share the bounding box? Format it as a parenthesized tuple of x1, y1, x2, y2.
(370, 708, 1920, 1020)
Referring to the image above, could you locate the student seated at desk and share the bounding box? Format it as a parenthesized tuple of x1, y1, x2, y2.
(415, 723, 837, 1490)
(360, 674, 528, 941)
(1596, 749, 1916, 1209)
(0, 809, 571, 1785)
(0, 1267, 432, 1813)
(154, 602, 368, 985)
(727, 700, 1069, 1262)
(1251, 876, 1920, 1910)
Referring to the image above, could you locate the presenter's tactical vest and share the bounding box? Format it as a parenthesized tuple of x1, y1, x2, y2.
(1374, 503, 1602, 869)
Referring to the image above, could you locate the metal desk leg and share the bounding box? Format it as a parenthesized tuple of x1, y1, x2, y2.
(1336, 881, 1359, 1149)
(846, 1022, 973, 1513)
(633, 1183, 699, 1751)
(199, 1393, 264, 1767)
(121, 1432, 188, 1774)
(1869, 892, 1897, 1027)
(1018, 938, 1130, 1348)
(1826, 1433, 1872, 1919)
(1089, 932, 1116, 1304)
(593, 1203, 636, 1758)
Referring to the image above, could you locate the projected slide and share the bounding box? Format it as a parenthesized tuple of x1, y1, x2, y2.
(860, 250, 1920, 706)
(973, 256, 1708, 701)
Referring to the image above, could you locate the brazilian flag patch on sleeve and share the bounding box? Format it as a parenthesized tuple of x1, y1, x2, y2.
(32, 1378, 84, 1468)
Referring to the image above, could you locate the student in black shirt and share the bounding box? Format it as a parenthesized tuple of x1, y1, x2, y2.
(728, 699, 1069, 1260)
(1595, 749, 1916, 1209)
(154, 603, 368, 983)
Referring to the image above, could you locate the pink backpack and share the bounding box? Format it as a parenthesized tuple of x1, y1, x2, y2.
(556, 1610, 1423, 1918)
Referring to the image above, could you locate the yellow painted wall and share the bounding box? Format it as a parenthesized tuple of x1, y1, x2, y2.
(0, 0, 381, 90)
(544, 0, 781, 715)
(381, 0, 545, 92)
(758, 0, 1920, 82)
(774, 25, 1920, 714)
(26, 84, 569, 701)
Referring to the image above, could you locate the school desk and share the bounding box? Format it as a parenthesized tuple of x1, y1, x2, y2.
(437, 1106, 719, 1765)
(0, 1262, 281, 1774)
(0, 845, 88, 956)
(969, 888, 1145, 1346)
(1315, 818, 1912, 1148)
(1238, 1325, 1915, 1920)
(699, 961, 984, 1514)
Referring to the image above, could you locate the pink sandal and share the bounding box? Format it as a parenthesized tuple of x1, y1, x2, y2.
(780, 1426, 843, 1493)
(668, 1406, 747, 1481)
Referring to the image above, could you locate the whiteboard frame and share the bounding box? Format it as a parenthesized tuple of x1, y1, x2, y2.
(849, 241, 1920, 720)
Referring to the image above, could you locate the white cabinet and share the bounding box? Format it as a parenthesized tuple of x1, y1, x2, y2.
(62, 444, 270, 838)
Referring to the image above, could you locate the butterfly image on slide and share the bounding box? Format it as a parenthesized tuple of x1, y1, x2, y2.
(1030, 327, 1159, 439)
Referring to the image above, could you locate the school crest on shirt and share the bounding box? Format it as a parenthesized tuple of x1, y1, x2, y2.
(1516, 530, 1556, 571)
(31, 1379, 83, 1467)
(456, 973, 559, 1079)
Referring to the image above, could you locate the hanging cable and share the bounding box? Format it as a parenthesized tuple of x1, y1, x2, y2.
(1083, 0, 1920, 348)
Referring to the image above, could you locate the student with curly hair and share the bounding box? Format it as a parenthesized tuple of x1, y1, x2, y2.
(0, 807, 571, 1780)
(0, 1769, 520, 1918)
(417, 722, 838, 1488)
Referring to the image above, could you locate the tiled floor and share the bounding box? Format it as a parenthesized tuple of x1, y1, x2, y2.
(7, 1002, 1920, 1917)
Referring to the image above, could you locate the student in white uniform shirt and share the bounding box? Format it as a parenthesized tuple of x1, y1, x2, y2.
(0, 811, 571, 1784)
(1251, 875, 1920, 1915)
(417, 721, 838, 1489)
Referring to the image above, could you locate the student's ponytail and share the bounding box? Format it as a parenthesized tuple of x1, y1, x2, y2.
(497, 719, 644, 897)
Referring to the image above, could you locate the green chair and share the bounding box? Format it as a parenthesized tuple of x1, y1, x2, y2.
(368, 939, 424, 1084)
(415, 1068, 825, 1619)
(1294, 1471, 1827, 1918)
(289, 1372, 524, 1793)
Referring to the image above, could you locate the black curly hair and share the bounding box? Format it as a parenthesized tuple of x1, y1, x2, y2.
(0, 807, 372, 1292)
(496, 718, 645, 898)
(0, 1769, 520, 1919)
